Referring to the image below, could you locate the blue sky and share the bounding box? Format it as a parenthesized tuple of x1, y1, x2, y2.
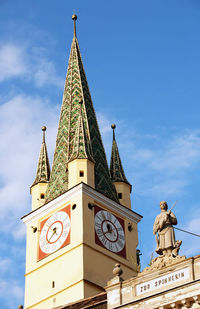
(1, 0, 200, 308)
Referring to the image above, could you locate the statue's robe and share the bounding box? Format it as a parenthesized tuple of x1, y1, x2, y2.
(153, 211, 177, 255)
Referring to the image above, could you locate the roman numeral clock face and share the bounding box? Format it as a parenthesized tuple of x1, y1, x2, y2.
(94, 206, 126, 258)
(38, 205, 71, 260)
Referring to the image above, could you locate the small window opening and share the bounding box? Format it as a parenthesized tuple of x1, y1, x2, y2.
(80, 171, 84, 177)
(52, 281, 55, 288)
(118, 193, 122, 199)
(40, 193, 45, 199)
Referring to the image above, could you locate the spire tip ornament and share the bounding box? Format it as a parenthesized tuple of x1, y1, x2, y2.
(72, 14, 77, 20)
(72, 14, 77, 37)
(111, 124, 116, 130)
(42, 126, 46, 143)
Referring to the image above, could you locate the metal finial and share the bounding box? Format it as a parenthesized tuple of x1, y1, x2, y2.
(72, 14, 77, 37)
(111, 124, 116, 140)
(42, 126, 46, 143)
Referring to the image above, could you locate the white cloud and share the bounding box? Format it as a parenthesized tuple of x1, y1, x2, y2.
(0, 43, 26, 81)
(33, 57, 63, 88)
(150, 130, 200, 172)
(0, 42, 63, 88)
(0, 258, 11, 271)
(0, 93, 58, 237)
(178, 209, 200, 256)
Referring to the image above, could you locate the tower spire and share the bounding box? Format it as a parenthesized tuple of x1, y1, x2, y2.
(45, 17, 118, 203)
(31, 126, 51, 187)
(110, 124, 130, 185)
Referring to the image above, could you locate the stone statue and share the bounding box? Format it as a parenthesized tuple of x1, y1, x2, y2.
(153, 201, 181, 256)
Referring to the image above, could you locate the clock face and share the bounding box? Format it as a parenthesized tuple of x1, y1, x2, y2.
(38, 205, 71, 260)
(94, 206, 126, 258)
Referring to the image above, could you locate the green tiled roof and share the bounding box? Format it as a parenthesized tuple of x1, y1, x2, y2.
(45, 23, 118, 203)
(110, 125, 131, 186)
(31, 127, 50, 187)
(69, 102, 94, 162)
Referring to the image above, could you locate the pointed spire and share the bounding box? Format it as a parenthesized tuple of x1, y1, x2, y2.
(31, 126, 51, 187)
(110, 124, 131, 185)
(45, 16, 118, 203)
(69, 101, 94, 162)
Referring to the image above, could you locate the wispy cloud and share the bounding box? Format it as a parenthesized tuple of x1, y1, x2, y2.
(178, 208, 200, 256)
(0, 42, 63, 88)
(0, 43, 26, 82)
(0, 93, 58, 237)
(0, 279, 24, 308)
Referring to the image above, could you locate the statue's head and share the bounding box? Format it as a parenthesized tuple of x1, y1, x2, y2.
(160, 201, 168, 211)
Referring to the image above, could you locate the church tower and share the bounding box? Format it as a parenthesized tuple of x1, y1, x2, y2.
(22, 15, 142, 309)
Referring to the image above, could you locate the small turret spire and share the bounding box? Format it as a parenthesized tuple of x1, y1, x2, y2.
(110, 124, 131, 186)
(31, 126, 51, 187)
(72, 14, 77, 38)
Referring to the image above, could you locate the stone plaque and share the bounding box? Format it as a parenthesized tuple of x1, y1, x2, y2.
(136, 267, 190, 296)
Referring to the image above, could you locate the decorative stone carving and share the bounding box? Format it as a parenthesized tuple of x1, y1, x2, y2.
(181, 299, 190, 308)
(193, 295, 200, 304)
(113, 263, 123, 278)
(142, 254, 186, 272)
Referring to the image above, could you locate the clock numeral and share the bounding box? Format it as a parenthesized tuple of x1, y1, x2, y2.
(118, 239, 124, 249)
(108, 242, 113, 251)
(114, 243, 119, 251)
(113, 218, 117, 225)
(118, 234, 124, 241)
(96, 214, 102, 222)
(107, 212, 111, 220)
(40, 240, 47, 248)
(96, 228, 103, 238)
(95, 222, 101, 228)
(50, 244, 57, 252)
(101, 236, 107, 246)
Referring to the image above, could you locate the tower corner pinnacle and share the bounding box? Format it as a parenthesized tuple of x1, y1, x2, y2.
(31, 126, 51, 188)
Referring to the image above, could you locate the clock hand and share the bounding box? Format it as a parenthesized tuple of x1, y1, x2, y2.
(49, 227, 58, 235)
(104, 224, 116, 237)
(48, 228, 57, 242)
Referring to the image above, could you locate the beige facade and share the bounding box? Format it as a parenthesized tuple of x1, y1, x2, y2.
(105, 255, 200, 309)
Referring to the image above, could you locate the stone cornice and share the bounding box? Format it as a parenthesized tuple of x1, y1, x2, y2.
(22, 182, 142, 225)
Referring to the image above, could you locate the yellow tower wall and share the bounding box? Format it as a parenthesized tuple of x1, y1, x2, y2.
(30, 182, 48, 211)
(24, 190, 85, 308)
(68, 159, 95, 189)
(82, 194, 139, 286)
(113, 182, 131, 209)
(23, 183, 141, 308)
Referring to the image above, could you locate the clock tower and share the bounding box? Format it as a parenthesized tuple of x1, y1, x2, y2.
(22, 15, 142, 309)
